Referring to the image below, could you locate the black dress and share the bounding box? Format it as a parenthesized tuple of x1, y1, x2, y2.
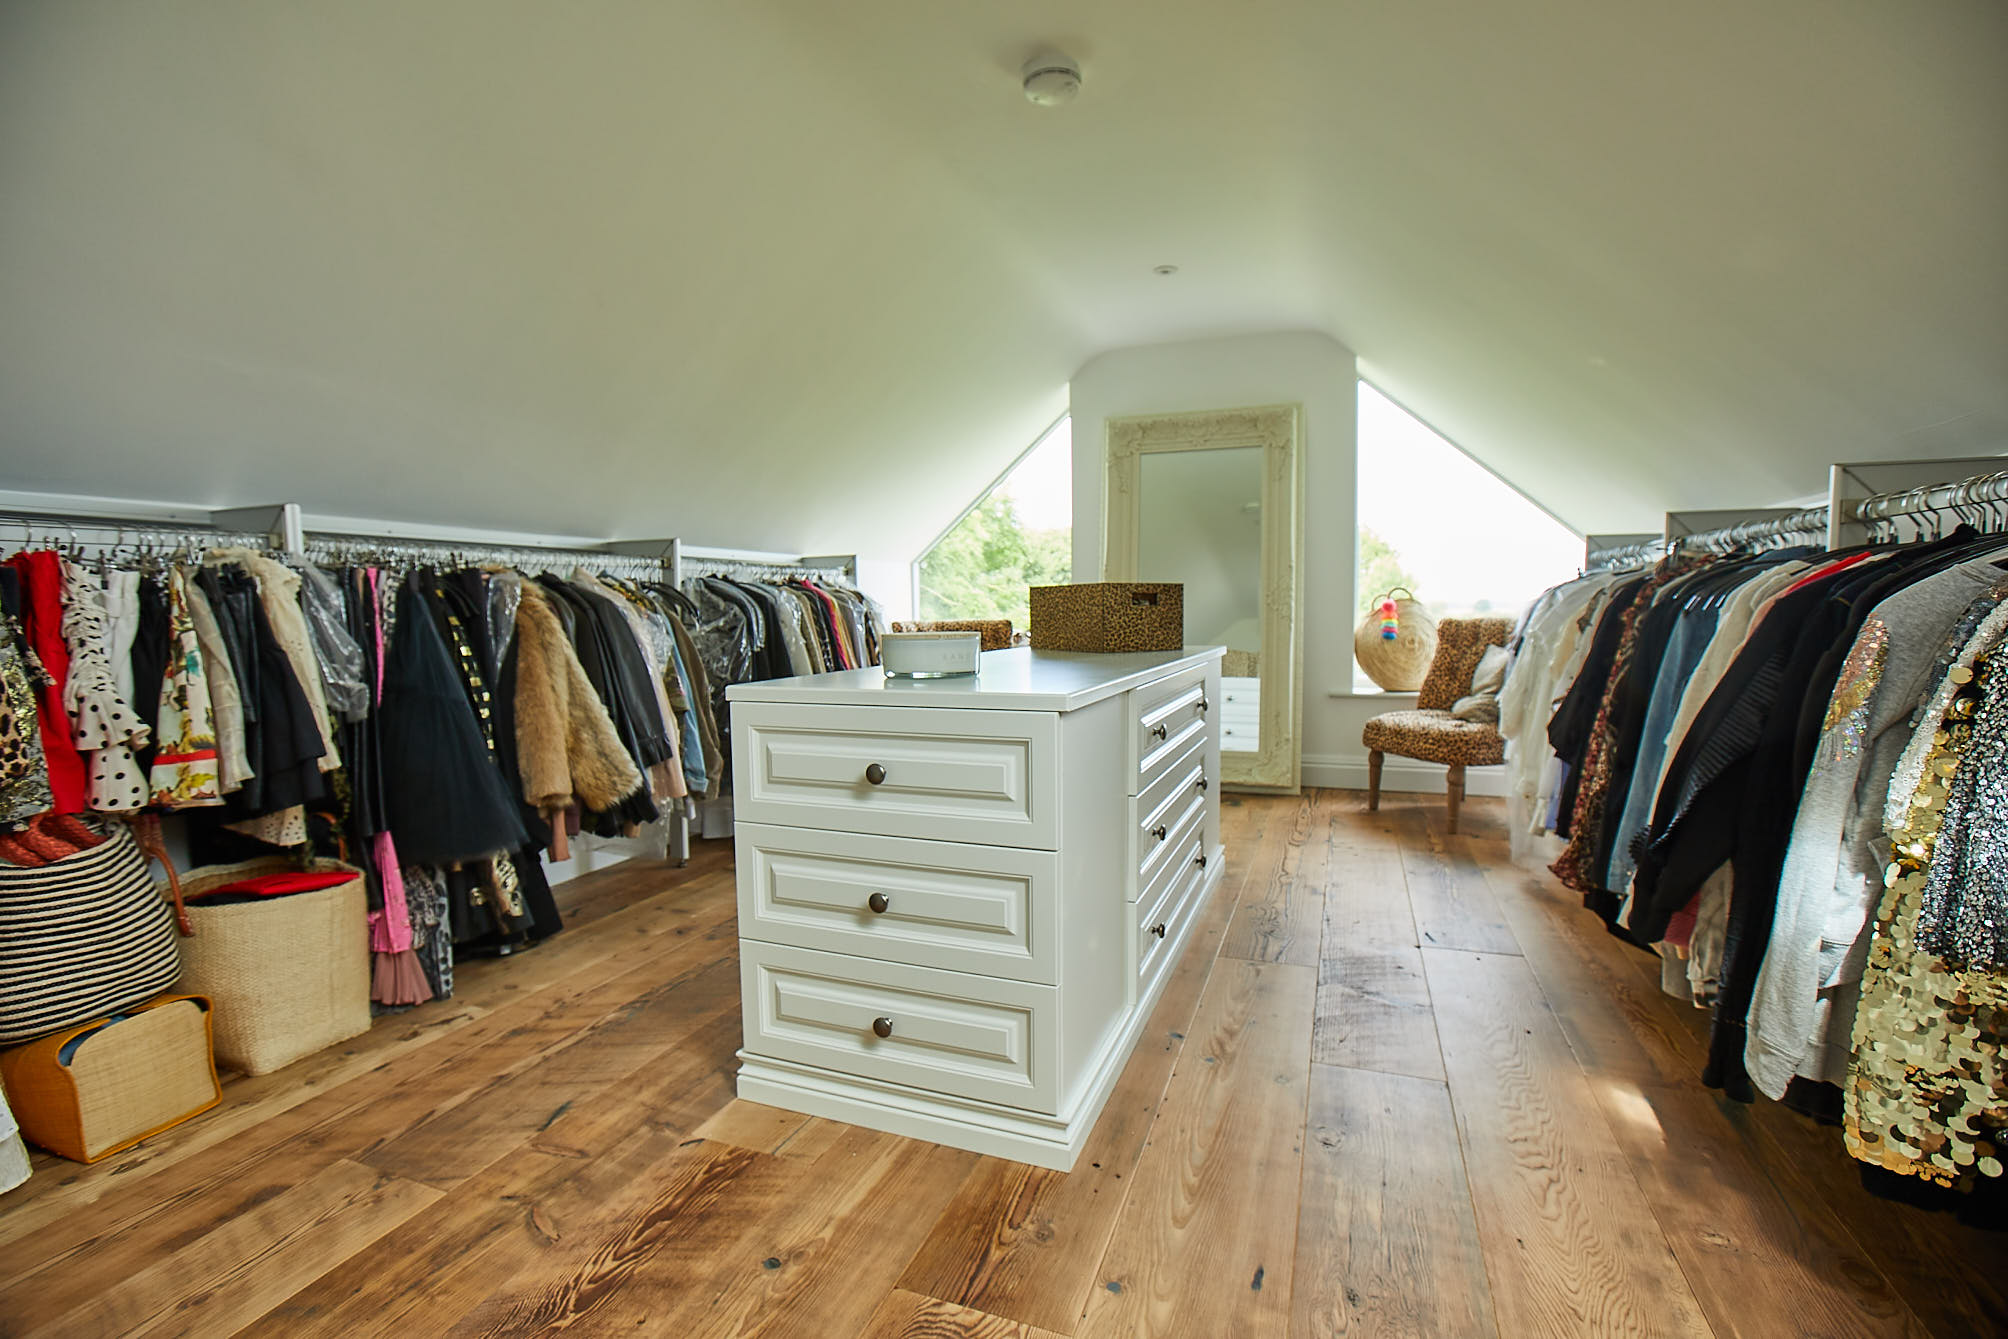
(379, 573, 528, 867)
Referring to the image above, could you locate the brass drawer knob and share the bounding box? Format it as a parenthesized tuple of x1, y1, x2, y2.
(871, 1016, 894, 1039)
(1150, 724, 1168, 741)
(865, 763, 887, 786)
(867, 892, 890, 914)
(1150, 922, 1167, 939)
(1152, 825, 1168, 841)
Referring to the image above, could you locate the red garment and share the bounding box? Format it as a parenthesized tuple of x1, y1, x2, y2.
(1778, 550, 1878, 598)
(8, 550, 87, 813)
(1662, 894, 1700, 950)
(801, 581, 855, 670)
(198, 871, 355, 898)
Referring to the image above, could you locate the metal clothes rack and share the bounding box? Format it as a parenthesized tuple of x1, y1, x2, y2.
(301, 532, 672, 582)
(0, 516, 282, 562)
(674, 548, 859, 587)
(1584, 536, 1664, 573)
(1845, 469, 2008, 542)
(1, 491, 703, 869)
(1667, 504, 1830, 554)
(0, 503, 295, 563)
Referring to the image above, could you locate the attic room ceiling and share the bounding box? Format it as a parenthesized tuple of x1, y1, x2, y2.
(2, 1, 2004, 553)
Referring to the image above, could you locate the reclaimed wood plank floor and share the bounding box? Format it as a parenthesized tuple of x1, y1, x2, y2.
(1, 791, 1999, 1337)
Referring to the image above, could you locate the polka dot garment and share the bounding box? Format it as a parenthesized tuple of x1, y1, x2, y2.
(58, 559, 151, 813)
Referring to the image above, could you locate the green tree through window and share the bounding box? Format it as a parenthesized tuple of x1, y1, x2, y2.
(1356, 525, 1420, 619)
(917, 492, 1069, 629)
(914, 415, 1072, 632)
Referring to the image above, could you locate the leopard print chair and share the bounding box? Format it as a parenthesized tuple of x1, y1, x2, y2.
(1361, 617, 1513, 833)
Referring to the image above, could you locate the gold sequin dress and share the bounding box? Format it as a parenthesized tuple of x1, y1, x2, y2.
(1847, 646, 2008, 1187)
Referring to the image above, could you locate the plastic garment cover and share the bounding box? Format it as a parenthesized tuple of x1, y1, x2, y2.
(683, 580, 754, 696)
(682, 580, 755, 786)
(296, 563, 370, 722)
(484, 572, 522, 685)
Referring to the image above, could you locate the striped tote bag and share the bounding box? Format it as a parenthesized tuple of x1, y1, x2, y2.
(0, 825, 184, 1046)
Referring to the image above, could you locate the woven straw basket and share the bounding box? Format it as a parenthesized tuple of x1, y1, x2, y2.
(1354, 588, 1438, 692)
(0, 994, 221, 1163)
(177, 859, 370, 1076)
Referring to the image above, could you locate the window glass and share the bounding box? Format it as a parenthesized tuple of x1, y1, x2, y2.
(915, 416, 1071, 629)
(1355, 383, 1580, 687)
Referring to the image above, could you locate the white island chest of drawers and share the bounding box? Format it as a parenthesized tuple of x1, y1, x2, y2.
(726, 646, 1225, 1169)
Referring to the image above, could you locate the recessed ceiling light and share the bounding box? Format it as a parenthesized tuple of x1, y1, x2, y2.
(1152, 264, 1179, 276)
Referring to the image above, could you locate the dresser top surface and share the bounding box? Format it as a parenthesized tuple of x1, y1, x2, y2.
(725, 646, 1224, 712)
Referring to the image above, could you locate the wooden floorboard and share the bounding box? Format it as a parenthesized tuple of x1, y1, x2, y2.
(1476, 850, 1934, 1339)
(1390, 808, 1521, 956)
(1290, 1063, 1496, 1339)
(894, 818, 1245, 1335)
(1424, 945, 1713, 1337)
(1220, 790, 1330, 966)
(858, 1289, 1068, 1339)
(1478, 847, 2002, 1339)
(1073, 957, 1316, 1339)
(4, 793, 1999, 1338)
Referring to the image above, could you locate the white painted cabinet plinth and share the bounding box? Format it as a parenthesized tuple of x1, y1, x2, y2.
(726, 647, 1225, 1170)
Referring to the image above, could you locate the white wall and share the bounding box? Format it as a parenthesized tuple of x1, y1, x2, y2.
(855, 556, 914, 623)
(1070, 330, 1500, 797)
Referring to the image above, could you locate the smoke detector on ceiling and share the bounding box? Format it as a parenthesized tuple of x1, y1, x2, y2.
(1022, 50, 1081, 106)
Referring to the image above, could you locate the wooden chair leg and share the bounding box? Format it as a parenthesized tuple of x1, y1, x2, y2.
(1367, 750, 1384, 811)
(1446, 763, 1465, 834)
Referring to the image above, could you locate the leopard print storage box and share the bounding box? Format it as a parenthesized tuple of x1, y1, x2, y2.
(1029, 583, 1184, 653)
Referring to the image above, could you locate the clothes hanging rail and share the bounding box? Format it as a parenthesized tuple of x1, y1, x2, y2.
(1669, 504, 1830, 554)
(675, 548, 859, 585)
(0, 509, 282, 562)
(1846, 468, 2008, 541)
(1585, 538, 1665, 573)
(300, 532, 671, 581)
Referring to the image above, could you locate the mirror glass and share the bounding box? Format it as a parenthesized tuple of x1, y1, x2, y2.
(1138, 445, 1264, 753)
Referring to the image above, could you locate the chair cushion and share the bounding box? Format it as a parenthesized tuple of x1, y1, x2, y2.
(1362, 709, 1506, 767)
(1451, 645, 1513, 724)
(1416, 617, 1515, 712)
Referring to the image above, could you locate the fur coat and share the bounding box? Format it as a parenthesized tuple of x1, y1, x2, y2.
(514, 581, 643, 815)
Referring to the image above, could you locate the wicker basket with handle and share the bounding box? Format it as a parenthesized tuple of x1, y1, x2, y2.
(1354, 588, 1438, 692)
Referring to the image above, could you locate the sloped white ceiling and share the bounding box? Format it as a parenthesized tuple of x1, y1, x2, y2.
(2, 1, 2004, 551)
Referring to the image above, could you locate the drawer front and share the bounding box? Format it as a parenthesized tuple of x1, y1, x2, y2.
(1136, 787, 1206, 903)
(736, 823, 1059, 983)
(1220, 718, 1259, 753)
(1220, 675, 1260, 709)
(741, 941, 1059, 1112)
(1136, 834, 1207, 999)
(1136, 735, 1208, 840)
(733, 702, 1058, 848)
(1134, 670, 1211, 791)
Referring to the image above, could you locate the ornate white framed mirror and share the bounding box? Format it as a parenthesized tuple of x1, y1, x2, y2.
(1104, 404, 1302, 791)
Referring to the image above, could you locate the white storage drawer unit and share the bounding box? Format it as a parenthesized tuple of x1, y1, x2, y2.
(728, 646, 1225, 1170)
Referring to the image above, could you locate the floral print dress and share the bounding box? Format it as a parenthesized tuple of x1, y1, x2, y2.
(147, 567, 221, 808)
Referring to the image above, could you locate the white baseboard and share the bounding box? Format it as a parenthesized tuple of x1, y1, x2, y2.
(1301, 753, 1507, 797)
